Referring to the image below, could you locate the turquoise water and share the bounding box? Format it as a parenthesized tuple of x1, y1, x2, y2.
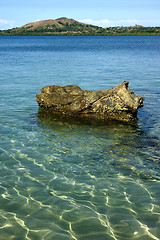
(0, 36, 160, 240)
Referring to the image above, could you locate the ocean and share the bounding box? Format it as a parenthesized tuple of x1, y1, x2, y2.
(0, 35, 160, 240)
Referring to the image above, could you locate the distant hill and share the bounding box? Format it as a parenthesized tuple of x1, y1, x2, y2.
(0, 17, 160, 35)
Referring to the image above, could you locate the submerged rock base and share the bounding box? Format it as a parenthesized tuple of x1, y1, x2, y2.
(36, 81, 144, 123)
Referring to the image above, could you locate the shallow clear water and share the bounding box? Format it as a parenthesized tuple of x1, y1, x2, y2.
(0, 35, 160, 240)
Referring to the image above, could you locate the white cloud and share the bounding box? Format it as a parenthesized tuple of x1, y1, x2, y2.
(117, 19, 160, 26)
(0, 19, 9, 24)
(0, 19, 15, 29)
(80, 18, 160, 27)
(118, 19, 139, 25)
(80, 19, 111, 27)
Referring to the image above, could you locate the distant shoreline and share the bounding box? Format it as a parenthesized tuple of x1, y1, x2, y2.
(1, 33, 160, 36)
(1, 31, 160, 36)
(0, 17, 160, 36)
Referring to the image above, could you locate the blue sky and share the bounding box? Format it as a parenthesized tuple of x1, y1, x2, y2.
(0, 0, 160, 30)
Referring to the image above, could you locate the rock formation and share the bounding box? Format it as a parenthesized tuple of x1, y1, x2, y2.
(36, 81, 144, 123)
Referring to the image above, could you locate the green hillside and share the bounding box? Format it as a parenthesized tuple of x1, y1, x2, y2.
(0, 17, 160, 35)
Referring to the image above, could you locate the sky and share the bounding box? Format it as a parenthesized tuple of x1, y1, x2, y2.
(0, 0, 160, 30)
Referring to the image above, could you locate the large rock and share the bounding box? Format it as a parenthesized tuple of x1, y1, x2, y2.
(36, 81, 144, 123)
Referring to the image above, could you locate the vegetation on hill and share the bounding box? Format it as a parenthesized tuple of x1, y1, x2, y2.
(0, 17, 160, 36)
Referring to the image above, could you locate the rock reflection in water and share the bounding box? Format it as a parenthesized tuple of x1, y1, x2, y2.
(35, 110, 160, 239)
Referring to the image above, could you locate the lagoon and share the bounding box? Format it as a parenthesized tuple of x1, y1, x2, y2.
(0, 35, 160, 239)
